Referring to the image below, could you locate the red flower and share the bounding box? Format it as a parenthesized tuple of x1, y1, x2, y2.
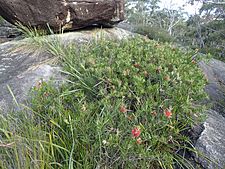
(191, 60, 196, 64)
(164, 75, 170, 81)
(151, 111, 157, 116)
(35, 80, 43, 89)
(132, 127, 141, 138)
(133, 63, 141, 68)
(119, 105, 128, 113)
(156, 66, 162, 73)
(43, 92, 49, 97)
(164, 109, 172, 118)
(143, 71, 148, 77)
(136, 137, 142, 144)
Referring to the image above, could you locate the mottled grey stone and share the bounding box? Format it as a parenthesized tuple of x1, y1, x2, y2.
(0, 20, 21, 43)
(199, 59, 225, 116)
(0, 41, 63, 113)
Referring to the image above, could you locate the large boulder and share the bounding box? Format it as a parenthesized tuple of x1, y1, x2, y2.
(199, 59, 225, 116)
(194, 59, 225, 169)
(0, 27, 133, 113)
(0, 0, 124, 31)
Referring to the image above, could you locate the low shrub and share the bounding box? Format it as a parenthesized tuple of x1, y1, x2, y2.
(0, 16, 4, 24)
(133, 25, 175, 43)
(0, 37, 207, 168)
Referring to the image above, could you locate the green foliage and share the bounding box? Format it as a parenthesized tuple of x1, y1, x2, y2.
(185, 1, 225, 62)
(0, 37, 208, 168)
(133, 25, 175, 42)
(0, 16, 3, 24)
(16, 22, 48, 38)
(186, 18, 225, 62)
(200, 20, 225, 61)
(126, 0, 185, 38)
(126, 0, 161, 25)
(126, 0, 225, 62)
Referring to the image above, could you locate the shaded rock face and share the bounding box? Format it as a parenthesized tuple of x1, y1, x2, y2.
(199, 59, 225, 116)
(0, 0, 124, 31)
(0, 27, 133, 113)
(195, 59, 225, 169)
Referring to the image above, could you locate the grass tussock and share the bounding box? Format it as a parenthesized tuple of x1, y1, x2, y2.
(0, 36, 208, 168)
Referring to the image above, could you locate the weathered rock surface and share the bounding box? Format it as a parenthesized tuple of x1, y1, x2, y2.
(195, 110, 225, 169)
(0, 27, 133, 113)
(0, 0, 124, 31)
(0, 41, 63, 113)
(195, 59, 225, 169)
(0, 19, 21, 43)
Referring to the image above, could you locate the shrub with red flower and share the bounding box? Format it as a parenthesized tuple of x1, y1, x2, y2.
(164, 109, 172, 118)
(136, 137, 142, 144)
(119, 105, 128, 113)
(132, 127, 141, 138)
(151, 111, 157, 116)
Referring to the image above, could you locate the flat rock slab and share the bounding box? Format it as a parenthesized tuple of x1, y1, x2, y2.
(0, 41, 62, 113)
(0, 0, 124, 31)
(0, 27, 133, 113)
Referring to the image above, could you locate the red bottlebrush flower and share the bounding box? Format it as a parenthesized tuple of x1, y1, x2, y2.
(133, 63, 140, 68)
(35, 80, 43, 89)
(119, 105, 128, 113)
(143, 71, 148, 77)
(164, 75, 170, 81)
(164, 109, 172, 118)
(136, 137, 142, 144)
(151, 111, 157, 116)
(156, 66, 162, 73)
(132, 127, 141, 138)
(43, 92, 49, 97)
(191, 60, 196, 64)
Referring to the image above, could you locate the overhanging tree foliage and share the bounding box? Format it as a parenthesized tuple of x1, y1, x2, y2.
(186, 0, 225, 60)
(125, 0, 224, 61)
